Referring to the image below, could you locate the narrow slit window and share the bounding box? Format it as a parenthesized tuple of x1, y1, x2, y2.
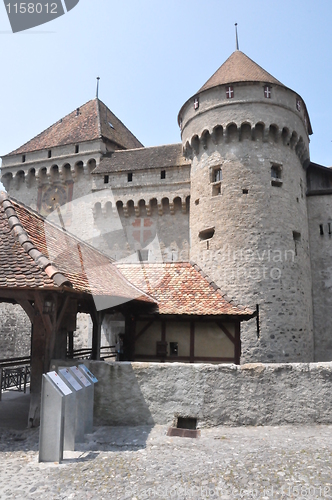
(293, 231, 301, 256)
(22, 155, 26, 163)
(75, 145, 79, 154)
(161, 170, 166, 179)
(48, 150, 52, 159)
(104, 175, 109, 184)
(320, 224, 324, 236)
(128, 172, 133, 182)
(271, 165, 282, 186)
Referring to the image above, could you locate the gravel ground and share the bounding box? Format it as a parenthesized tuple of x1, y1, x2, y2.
(0, 424, 331, 500)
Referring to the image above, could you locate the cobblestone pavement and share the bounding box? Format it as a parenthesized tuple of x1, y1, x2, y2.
(0, 424, 331, 500)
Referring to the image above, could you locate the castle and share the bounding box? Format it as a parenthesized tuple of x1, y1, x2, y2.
(1, 49, 332, 364)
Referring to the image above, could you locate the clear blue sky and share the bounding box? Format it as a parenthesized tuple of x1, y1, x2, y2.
(0, 0, 331, 172)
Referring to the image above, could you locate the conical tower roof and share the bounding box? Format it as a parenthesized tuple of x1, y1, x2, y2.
(4, 98, 143, 156)
(198, 50, 284, 93)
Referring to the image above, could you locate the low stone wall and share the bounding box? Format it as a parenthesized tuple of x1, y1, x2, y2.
(67, 361, 332, 428)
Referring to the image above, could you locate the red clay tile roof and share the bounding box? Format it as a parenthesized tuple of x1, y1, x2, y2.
(93, 143, 190, 174)
(0, 192, 154, 305)
(115, 262, 254, 317)
(5, 99, 143, 156)
(198, 50, 284, 92)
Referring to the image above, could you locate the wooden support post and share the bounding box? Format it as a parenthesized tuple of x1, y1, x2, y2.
(28, 309, 48, 427)
(53, 327, 67, 360)
(23, 365, 28, 394)
(124, 312, 136, 361)
(68, 331, 74, 359)
(234, 321, 241, 365)
(92, 310, 101, 360)
(190, 321, 195, 363)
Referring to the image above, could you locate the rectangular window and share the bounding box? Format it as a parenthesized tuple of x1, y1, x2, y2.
(104, 175, 109, 184)
(22, 155, 26, 163)
(161, 170, 166, 179)
(48, 150, 52, 158)
(271, 164, 282, 186)
(211, 166, 222, 196)
(128, 172, 133, 182)
(75, 145, 79, 154)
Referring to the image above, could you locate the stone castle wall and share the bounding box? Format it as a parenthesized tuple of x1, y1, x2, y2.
(180, 82, 313, 363)
(0, 304, 31, 358)
(307, 194, 332, 361)
(51, 360, 332, 427)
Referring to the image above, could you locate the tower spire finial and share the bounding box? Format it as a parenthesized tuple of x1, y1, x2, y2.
(96, 77, 100, 99)
(235, 23, 239, 50)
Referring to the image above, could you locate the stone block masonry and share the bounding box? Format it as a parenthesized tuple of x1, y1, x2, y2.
(62, 360, 332, 427)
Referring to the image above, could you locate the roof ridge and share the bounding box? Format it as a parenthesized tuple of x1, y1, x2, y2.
(100, 100, 144, 148)
(96, 98, 102, 139)
(0, 191, 71, 288)
(3, 98, 97, 157)
(198, 50, 283, 93)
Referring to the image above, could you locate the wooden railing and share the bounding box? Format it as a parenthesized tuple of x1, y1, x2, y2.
(66, 345, 117, 360)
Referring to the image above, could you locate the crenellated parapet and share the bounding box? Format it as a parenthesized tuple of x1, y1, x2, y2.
(183, 121, 309, 167)
(93, 195, 190, 219)
(1, 157, 98, 192)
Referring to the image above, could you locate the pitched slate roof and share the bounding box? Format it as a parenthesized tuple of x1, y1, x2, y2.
(198, 50, 284, 93)
(115, 262, 254, 317)
(0, 192, 153, 305)
(5, 99, 143, 156)
(93, 143, 190, 174)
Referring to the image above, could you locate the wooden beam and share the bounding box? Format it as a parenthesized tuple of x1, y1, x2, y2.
(216, 321, 236, 345)
(134, 354, 235, 362)
(34, 293, 53, 337)
(234, 322, 241, 365)
(91, 309, 102, 361)
(190, 320, 195, 363)
(135, 319, 155, 341)
(56, 295, 70, 331)
(0, 289, 35, 301)
(16, 299, 34, 322)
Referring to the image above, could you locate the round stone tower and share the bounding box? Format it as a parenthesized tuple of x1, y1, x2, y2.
(178, 50, 314, 362)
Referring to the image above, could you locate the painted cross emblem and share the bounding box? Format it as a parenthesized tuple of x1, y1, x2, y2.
(194, 98, 199, 110)
(264, 86, 271, 98)
(296, 99, 301, 112)
(132, 218, 154, 246)
(226, 86, 234, 99)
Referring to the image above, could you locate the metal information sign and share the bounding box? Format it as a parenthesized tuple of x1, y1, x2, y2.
(58, 368, 85, 447)
(69, 366, 94, 433)
(39, 371, 73, 463)
(78, 364, 98, 384)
